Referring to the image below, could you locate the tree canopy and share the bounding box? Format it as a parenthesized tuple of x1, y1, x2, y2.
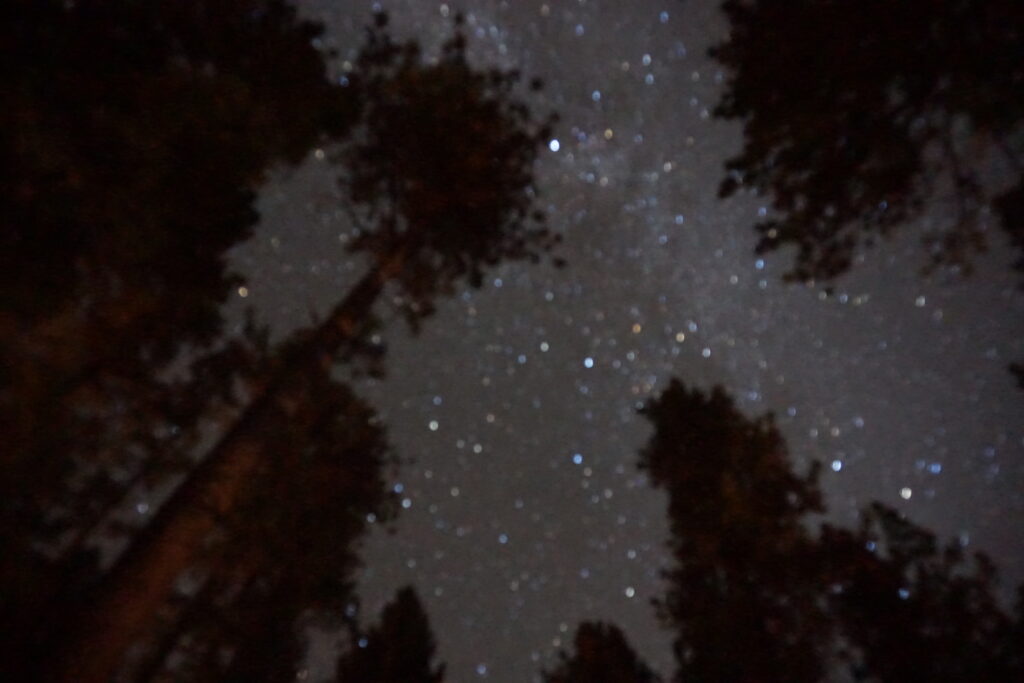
(2, 4, 558, 681)
(711, 0, 1024, 282)
(337, 586, 446, 683)
(543, 622, 661, 683)
(118, 374, 395, 683)
(338, 12, 559, 327)
(606, 378, 1023, 682)
(2, 1, 354, 676)
(639, 380, 831, 682)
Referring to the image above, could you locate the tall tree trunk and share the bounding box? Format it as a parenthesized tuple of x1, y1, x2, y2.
(124, 554, 254, 683)
(47, 249, 406, 683)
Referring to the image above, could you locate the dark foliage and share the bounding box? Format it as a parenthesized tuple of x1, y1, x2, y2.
(336, 586, 446, 683)
(0, 1, 351, 676)
(632, 379, 1023, 682)
(117, 374, 395, 683)
(819, 504, 1020, 682)
(2, 4, 557, 681)
(639, 379, 830, 683)
(1012, 362, 1024, 390)
(711, 0, 1024, 282)
(1, 0, 348, 341)
(0, 323, 272, 681)
(543, 621, 660, 683)
(337, 13, 561, 328)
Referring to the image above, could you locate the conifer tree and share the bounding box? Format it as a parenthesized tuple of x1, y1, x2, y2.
(336, 586, 445, 683)
(45, 11, 556, 683)
(638, 380, 830, 683)
(542, 622, 660, 683)
(118, 372, 394, 683)
(634, 378, 1023, 682)
(711, 0, 1024, 282)
(1, 1, 352, 676)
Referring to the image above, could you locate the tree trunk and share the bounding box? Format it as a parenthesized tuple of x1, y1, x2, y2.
(47, 249, 405, 683)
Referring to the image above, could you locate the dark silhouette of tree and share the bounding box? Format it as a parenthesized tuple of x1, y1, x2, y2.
(629, 378, 1023, 682)
(1, 0, 353, 677)
(340, 13, 561, 327)
(1011, 362, 1024, 390)
(0, 325, 275, 682)
(711, 0, 1024, 282)
(638, 379, 831, 683)
(2, 0, 346, 329)
(818, 503, 1021, 682)
(1, 0, 351, 484)
(336, 586, 445, 683)
(42, 11, 557, 683)
(542, 621, 660, 683)
(117, 370, 394, 683)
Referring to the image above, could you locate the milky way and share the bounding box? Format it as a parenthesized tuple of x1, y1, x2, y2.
(228, 1, 1024, 680)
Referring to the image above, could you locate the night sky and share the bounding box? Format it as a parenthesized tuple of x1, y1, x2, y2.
(226, 1, 1024, 680)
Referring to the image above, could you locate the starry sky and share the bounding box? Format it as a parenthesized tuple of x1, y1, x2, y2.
(227, 1, 1024, 680)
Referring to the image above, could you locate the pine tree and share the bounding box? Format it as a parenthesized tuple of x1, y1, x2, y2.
(637, 378, 1023, 681)
(542, 622, 660, 683)
(711, 0, 1024, 282)
(638, 380, 830, 683)
(45, 12, 557, 682)
(336, 586, 445, 683)
(819, 503, 1020, 681)
(119, 372, 394, 683)
(1, 1, 352, 676)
